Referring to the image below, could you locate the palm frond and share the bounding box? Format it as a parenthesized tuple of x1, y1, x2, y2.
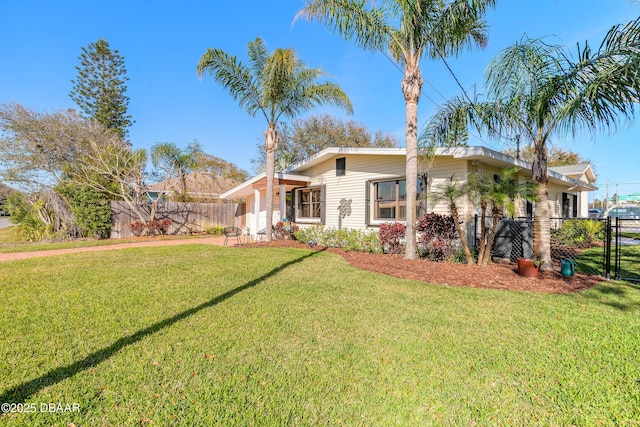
(557, 16, 640, 135)
(425, 0, 495, 59)
(247, 37, 270, 84)
(196, 49, 263, 117)
(421, 95, 472, 147)
(296, 0, 392, 52)
(150, 142, 181, 169)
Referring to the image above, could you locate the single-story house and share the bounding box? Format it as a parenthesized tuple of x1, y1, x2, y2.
(220, 146, 597, 238)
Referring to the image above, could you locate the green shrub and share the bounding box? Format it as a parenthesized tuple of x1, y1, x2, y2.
(552, 219, 604, 248)
(5, 193, 46, 241)
(205, 225, 226, 236)
(294, 226, 383, 253)
(57, 184, 112, 239)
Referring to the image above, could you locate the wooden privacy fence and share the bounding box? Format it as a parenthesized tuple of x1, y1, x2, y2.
(111, 201, 245, 238)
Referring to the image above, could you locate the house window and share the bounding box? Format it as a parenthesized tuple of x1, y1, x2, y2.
(374, 179, 406, 220)
(297, 187, 322, 219)
(336, 157, 346, 176)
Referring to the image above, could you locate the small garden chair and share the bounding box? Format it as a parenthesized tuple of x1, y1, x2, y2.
(223, 226, 243, 246)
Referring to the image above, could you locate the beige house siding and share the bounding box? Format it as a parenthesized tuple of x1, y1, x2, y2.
(548, 185, 561, 217)
(424, 157, 470, 217)
(221, 147, 595, 237)
(297, 154, 406, 230)
(294, 154, 471, 231)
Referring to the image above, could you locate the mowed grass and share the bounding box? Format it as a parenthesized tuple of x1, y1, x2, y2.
(577, 244, 640, 281)
(1, 245, 639, 426)
(0, 230, 211, 253)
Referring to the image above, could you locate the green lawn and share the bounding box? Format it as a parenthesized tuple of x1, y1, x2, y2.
(0, 231, 210, 253)
(1, 245, 639, 426)
(576, 244, 640, 281)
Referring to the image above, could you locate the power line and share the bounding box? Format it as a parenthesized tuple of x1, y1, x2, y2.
(379, 47, 507, 151)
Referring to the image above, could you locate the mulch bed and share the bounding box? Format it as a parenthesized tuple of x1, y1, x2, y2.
(254, 240, 603, 294)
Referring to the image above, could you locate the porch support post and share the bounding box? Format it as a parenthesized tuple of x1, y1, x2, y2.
(254, 189, 261, 238)
(279, 184, 286, 220)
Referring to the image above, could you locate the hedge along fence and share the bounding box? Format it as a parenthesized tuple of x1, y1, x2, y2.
(110, 201, 245, 238)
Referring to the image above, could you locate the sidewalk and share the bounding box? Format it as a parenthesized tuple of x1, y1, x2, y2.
(0, 236, 233, 262)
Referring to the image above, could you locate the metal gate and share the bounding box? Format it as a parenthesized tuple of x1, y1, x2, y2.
(609, 217, 640, 282)
(483, 216, 639, 282)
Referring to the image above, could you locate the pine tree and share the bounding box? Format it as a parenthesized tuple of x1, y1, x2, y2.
(70, 38, 133, 140)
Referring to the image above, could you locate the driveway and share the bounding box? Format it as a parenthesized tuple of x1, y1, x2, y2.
(0, 217, 12, 229)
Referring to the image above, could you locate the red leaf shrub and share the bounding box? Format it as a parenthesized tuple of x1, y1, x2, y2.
(130, 221, 147, 237)
(415, 213, 458, 261)
(274, 219, 299, 240)
(147, 219, 173, 236)
(379, 222, 406, 254)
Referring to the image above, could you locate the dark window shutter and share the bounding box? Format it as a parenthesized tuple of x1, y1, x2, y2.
(365, 181, 370, 225)
(526, 201, 533, 218)
(320, 185, 326, 224)
(562, 193, 569, 218)
(572, 194, 578, 218)
(290, 187, 298, 222)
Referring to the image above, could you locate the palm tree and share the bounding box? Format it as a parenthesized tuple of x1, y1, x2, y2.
(197, 38, 353, 241)
(425, 17, 640, 268)
(468, 167, 537, 265)
(297, 0, 496, 259)
(430, 175, 474, 264)
(150, 141, 204, 202)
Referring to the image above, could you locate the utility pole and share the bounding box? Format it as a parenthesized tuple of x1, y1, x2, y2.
(515, 134, 521, 160)
(606, 180, 609, 211)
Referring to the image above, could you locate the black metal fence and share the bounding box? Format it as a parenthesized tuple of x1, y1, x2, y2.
(473, 215, 640, 282)
(611, 217, 640, 283)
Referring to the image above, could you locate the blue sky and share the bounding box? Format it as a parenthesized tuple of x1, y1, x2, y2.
(1, 0, 639, 200)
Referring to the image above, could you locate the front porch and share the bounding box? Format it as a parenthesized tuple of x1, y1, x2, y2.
(220, 172, 311, 238)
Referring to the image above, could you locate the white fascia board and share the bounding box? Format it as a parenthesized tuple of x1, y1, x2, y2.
(287, 147, 406, 173)
(220, 172, 312, 200)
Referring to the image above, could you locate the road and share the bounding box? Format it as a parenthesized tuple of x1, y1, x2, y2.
(0, 217, 12, 229)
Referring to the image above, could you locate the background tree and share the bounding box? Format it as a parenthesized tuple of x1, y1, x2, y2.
(502, 145, 592, 167)
(298, 0, 496, 259)
(197, 37, 353, 241)
(0, 102, 148, 235)
(150, 141, 205, 202)
(0, 183, 16, 209)
(70, 38, 133, 140)
(198, 154, 248, 183)
(251, 113, 399, 172)
(0, 102, 101, 188)
(425, 17, 640, 268)
(69, 138, 150, 223)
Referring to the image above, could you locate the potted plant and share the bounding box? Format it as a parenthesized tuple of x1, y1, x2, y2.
(517, 257, 544, 278)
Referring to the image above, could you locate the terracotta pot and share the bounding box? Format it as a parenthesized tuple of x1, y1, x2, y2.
(518, 258, 540, 278)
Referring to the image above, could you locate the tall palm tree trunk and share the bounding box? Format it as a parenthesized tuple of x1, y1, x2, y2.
(402, 65, 423, 260)
(264, 125, 278, 242)
(533, 183, 552, 269)
(532, 141, 552, 269)
(477, 202, 488, 265)
(451, 204, 474, 264)
(179, 172, 189, 202)
(482, 207, 502, 265)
